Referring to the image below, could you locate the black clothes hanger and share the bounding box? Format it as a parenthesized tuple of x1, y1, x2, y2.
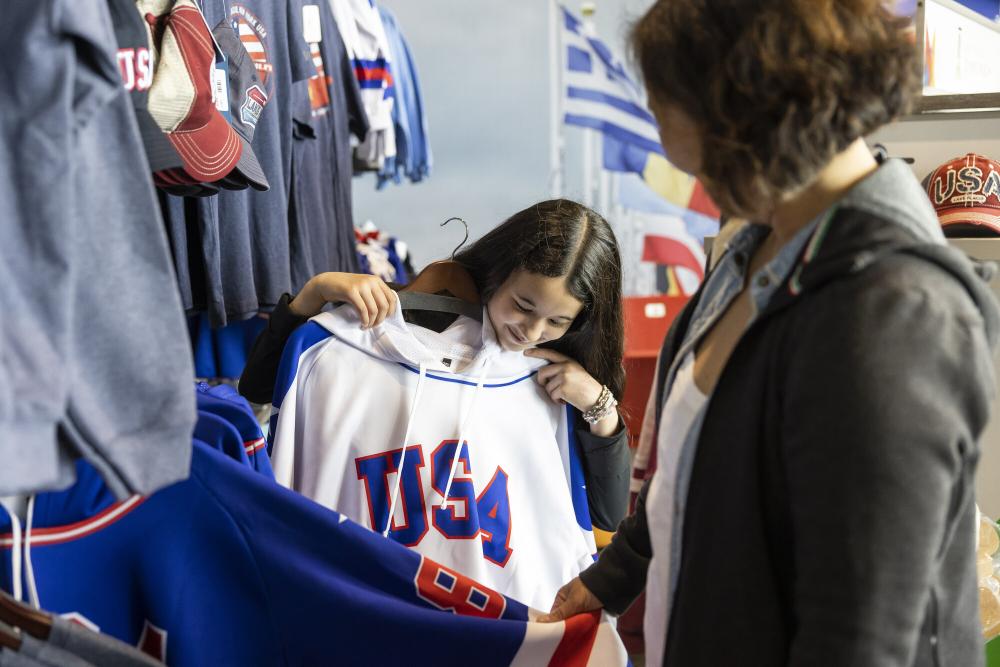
(395, 217, 482, 322)
(397, 291, 482, 322)
(441, 216, 469, 260)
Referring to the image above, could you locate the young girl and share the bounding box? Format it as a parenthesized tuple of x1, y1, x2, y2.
(540, 1, 998, 666)
(240, 198, 630, 544)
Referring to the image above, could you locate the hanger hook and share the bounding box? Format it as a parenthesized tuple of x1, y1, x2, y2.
(441, 217, 469, 260)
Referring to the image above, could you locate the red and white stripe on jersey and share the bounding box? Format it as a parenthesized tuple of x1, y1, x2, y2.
(512, 610, 628, 666)
(244, 437, 266, 456)
(0, 497, 144, 548)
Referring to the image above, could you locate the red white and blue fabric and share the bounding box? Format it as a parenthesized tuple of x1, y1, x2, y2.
(0, 442, 626, 665)
(194, 381, 273, 478)
(330, 0, 396, 167)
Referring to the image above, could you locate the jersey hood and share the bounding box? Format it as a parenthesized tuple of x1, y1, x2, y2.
(311, 304, 549, 380)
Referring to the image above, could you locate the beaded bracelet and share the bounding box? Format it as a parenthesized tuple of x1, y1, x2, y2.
(582, 385, 618, 424)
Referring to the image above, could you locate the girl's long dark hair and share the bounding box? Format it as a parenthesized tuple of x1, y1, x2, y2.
(455, 199, 625, 401)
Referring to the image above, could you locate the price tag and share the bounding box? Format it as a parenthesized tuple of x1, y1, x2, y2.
(214, 56, 232, 123)
(303, 5, 322, 43)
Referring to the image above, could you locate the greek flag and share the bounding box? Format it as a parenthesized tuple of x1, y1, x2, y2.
(560, 6, 666, 166)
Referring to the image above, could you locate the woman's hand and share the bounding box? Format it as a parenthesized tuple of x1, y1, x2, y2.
(289, 272, 397, 329)
(536, 577, 604, 623)
(524, 348, 619, 437)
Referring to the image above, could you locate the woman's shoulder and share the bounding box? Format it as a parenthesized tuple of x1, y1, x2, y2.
(787, 198, 995, 334)
(781, 244, 997, 389)
(813, 241, 990, 326)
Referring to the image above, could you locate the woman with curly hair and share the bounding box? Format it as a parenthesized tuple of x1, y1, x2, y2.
(539, 1, 999, 665)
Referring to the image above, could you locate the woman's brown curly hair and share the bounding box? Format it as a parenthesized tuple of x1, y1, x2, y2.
(631, 0, 920, 219)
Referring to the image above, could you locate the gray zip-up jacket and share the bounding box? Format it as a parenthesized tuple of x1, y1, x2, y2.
(582, 160, 1000, 666)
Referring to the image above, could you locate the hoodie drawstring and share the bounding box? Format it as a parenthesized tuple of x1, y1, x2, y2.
(0, 497, 39, 609)
(24, 496, 39, 609)
(385, 362, 429, 537)
(0, 500, 22, 603)
(441, 356, 493, 503)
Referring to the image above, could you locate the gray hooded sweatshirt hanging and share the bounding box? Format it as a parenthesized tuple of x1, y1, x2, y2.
(0, 0, 195, 498)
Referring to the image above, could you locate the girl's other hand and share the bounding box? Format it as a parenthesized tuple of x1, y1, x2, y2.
(525, 347, 619, 437)
(524, 347, 603, 411)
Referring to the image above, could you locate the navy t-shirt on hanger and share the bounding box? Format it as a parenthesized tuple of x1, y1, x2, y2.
(289, 0, 369, 290)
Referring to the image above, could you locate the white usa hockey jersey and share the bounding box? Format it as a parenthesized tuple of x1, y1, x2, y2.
(269, 306, 597, 609)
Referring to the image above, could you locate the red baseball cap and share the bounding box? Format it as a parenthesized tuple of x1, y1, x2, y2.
(923, 153, 1000, 237)
(145, 0, 242, 184)
(154, 168, 219, 197)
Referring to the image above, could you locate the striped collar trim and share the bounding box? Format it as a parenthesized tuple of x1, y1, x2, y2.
(0, 496, 144, 549)
(398, 363, 537, 388)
